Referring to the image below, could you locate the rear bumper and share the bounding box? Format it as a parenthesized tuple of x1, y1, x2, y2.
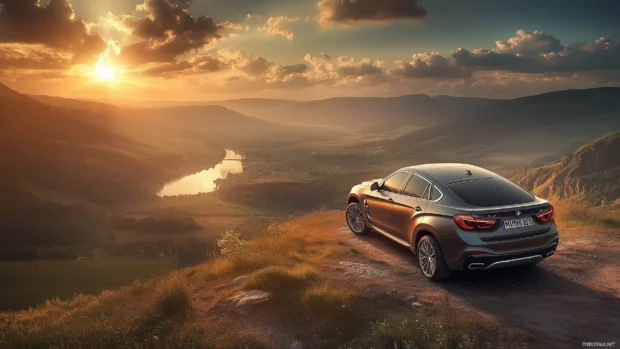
(452, 239, 558, 271)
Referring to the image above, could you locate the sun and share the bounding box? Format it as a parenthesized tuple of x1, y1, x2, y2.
(94, 63, 118, 82)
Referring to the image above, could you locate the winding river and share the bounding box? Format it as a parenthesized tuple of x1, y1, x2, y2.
(157, 150, 244, 197)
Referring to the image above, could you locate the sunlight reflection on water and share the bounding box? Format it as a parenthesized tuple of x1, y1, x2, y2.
(157, 150, 243, 197)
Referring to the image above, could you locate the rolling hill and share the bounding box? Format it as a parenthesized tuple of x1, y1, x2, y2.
(209, 94, 497, 133)
(384, 88, 620, 168)
(512, 132, 620, 206)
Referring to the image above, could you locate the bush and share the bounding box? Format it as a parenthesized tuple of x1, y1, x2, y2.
(216, 230, 249, 257)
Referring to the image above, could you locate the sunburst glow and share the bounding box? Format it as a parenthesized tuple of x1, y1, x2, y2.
(92, 40, 123, 83)
(94, 63, 118, 82)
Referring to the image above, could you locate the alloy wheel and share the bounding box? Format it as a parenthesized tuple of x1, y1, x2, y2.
(346, 205, 366, 233)
(418, 240, 436, 277)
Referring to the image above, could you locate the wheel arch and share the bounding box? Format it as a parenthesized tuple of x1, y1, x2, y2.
(347, 194, 362, 205)
(412, 224, 440, 255)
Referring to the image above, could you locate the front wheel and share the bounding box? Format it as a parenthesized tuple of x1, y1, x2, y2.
(417, 235, 452, 281)
(346, 202, 370, 235)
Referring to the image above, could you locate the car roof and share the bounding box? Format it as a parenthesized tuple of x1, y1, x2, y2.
(404, 163, 500, 184)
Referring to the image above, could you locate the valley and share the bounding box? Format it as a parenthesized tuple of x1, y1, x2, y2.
(0, 83, 619, 348)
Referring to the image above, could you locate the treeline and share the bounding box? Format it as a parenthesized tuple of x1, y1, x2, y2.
(0, 237, 218, 267)
(111, 214, 201, 234)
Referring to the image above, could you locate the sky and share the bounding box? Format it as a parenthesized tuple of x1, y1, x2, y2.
(1, 0, 620, 101)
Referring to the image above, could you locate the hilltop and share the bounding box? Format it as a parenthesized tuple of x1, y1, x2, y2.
(1, 210, 618, 348)
(513, 132, 620, 206)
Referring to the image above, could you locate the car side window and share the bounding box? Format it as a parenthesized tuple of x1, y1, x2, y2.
(402, 175, 430, 199)
(430, 185, 442, 201)
(382, 172, 409, 193)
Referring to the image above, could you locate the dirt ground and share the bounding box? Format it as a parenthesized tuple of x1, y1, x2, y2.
(196, 213, 620, 348)
(328, 222, 620, 348)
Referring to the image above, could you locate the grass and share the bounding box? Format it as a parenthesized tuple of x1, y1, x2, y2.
(1, 211, 532, 348)
(357, 305, 531, 349)
(0, 271, 268, 349)
(0, 258, 176, 311)
(551, 196, 620, 229)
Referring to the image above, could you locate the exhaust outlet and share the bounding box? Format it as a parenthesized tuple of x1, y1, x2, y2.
(468, 263, 485, 270)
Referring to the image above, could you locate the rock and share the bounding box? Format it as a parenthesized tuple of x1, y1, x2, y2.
(411, 301, 423, 308)
(339, 261, 387, 278)
(214, 268, 269, 291)
(404, 295, 418, 303)
(290, 340, 303, 349)
(226, 290, 272, 307)
(215, 275, 249, 291)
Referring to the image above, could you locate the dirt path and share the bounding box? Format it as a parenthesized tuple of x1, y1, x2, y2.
(326, 223, 620, 348)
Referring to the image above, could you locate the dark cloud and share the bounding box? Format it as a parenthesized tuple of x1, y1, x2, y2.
(452, 36, 620, 73)
(318, 0, 426, 26)
(138, 54, 227, 77)
(120, 0, 220, 64)
(0, 0, 106, 62)
(281, 63, 308, 75)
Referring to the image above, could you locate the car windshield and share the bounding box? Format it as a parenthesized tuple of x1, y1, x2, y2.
(447, 177, 535, 207)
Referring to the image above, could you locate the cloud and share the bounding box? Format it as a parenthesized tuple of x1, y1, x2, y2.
(258, 16, 299, 40)
(318, 0, 426, 26)
(337, 56, 384, 77)
(392, 52, 471, 79)
(0, 43, 72, 70)
(452, 34, 620, 73)
(120, 0, 220, 64)
(494, 30, 564, 56)
(0, 0, 106, 63)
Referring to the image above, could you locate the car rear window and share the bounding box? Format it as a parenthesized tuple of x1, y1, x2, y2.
(447, 177, 534, 207)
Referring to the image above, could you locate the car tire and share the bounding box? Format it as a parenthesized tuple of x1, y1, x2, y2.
(417, 235, 452, 281)
(346, 202, 371, 235)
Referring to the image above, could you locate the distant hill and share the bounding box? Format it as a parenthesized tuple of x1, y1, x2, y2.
(205, 98, 300, 122)
(513, 132, 620, 206)
(208, 95, 497, 133)
(0, 84, 164, 205)
(384, 87, 620, 168)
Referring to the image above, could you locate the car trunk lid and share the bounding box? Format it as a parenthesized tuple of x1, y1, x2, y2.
(470, 200, 552, 241)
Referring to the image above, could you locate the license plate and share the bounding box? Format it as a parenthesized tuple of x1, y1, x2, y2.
(503, 218, 533, 230)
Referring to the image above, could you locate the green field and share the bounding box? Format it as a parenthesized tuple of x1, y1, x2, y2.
(0, 258, 176, 311)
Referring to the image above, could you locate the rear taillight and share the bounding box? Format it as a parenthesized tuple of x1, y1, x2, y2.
(453, 214, 497, 230)
(536, 206, 555, 222)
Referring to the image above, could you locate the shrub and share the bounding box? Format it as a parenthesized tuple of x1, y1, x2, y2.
(217, 230, 249, 257)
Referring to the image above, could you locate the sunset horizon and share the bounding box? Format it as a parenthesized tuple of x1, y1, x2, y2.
(1, 0, 619, 101)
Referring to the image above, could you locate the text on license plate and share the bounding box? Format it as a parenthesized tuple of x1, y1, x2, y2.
(503, 218, 533, 230)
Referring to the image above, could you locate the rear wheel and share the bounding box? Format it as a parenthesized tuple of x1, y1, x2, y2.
(417, 235, 452, 281)
(346, 202, 370, 235)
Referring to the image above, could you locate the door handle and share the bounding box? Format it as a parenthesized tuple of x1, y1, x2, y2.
(414, 206, 423, 212)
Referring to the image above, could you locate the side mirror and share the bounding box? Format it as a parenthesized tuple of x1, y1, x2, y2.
(370, 182, 380, 191)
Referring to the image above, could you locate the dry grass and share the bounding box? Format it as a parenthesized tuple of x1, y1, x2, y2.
(356, 295, 532, 349)
(0, 271, 267, 349)
(551, 196, 620, 229)
(196, 210, 340, 280)
(0, 210, 533, 348)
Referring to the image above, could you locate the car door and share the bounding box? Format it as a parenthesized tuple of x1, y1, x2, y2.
(365, 171, 410, 233)
(391, 174, 431, 241)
